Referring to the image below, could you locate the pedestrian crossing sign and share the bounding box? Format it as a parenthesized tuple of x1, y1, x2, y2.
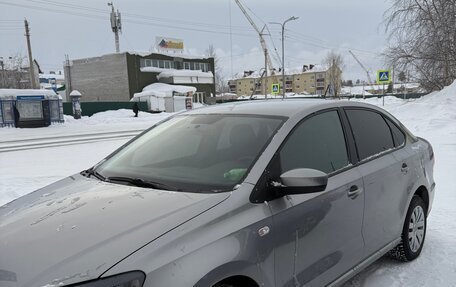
(272, 83, 280, 94)
(377, 70, 392, 84)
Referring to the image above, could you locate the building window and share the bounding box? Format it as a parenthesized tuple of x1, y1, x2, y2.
(182, 62, 210, 71)
(152, 59, 158, 67)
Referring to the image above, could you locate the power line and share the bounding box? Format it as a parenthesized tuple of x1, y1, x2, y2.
(0, 0, 258, 38)
(123, 19, 257, 38)
(0, 1, 107, 20)
(23, 0, 252, 32)
(285, 35, 381, 58)
(218, 50, 263, 59)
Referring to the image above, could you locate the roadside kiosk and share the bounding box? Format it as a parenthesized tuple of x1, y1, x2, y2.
(131, 83, 195, 113)
(0, 89, 64, 128)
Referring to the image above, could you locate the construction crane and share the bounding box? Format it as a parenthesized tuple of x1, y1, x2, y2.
(349, 50, 374, 85)
(234, 0, 275, 96)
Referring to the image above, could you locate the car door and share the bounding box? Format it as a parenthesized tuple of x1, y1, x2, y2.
(344, 108, 406, 256)
(261, 109, 365, 286)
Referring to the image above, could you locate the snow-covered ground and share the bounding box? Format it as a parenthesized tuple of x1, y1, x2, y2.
(0, 110, 172, 205)
(0, 109, 172, 142)
(0, 82, 455, 285)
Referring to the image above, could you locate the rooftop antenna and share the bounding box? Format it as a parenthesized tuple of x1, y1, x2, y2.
(108, 2, 122, 53)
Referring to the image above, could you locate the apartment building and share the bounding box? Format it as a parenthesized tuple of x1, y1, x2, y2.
(228, 65, 341, 96)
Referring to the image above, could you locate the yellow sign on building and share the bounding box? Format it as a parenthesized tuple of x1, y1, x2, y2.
(156, 37, 184, 52)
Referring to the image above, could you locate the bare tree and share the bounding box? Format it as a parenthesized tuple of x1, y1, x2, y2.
(384, 0, 456, 91)
(0, 53, 29, 89)
(206, 44, 226, 94)
(324, 51, 344, 98)
(398, 71, 407, 83)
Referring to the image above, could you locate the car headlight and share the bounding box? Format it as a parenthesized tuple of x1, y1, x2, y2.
(66, 271, 145, 287)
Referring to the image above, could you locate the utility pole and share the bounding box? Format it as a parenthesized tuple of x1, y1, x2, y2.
(64, 54, 73, 99)
(24, 19, 37, 89)
(108, 2, 122, 53)
(264, 47, 268, 98)
(0, 57, 4, 88)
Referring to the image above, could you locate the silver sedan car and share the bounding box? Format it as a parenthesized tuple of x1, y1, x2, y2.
(0, 100, 435, 287)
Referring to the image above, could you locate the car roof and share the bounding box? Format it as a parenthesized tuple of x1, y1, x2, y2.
(185, 99, 381, 118)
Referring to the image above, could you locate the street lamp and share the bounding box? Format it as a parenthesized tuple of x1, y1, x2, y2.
(271, 16, 299, 98)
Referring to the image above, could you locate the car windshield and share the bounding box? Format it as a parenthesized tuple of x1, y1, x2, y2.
(94, 114, 285, 193)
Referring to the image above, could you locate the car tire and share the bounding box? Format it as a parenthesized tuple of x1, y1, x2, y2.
(389, 195, 427, 262)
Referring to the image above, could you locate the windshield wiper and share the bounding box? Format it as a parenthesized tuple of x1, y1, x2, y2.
(106, 176, 179, 191)
(81, 168, 106, 181)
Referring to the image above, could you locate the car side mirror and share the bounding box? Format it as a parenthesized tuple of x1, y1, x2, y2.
(278, 168, 328, 195)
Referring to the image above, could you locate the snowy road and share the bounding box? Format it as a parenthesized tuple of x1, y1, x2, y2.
(1, 86, 455, 286)
(0, 129, 142, 152)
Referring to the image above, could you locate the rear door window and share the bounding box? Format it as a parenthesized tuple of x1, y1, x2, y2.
(384, 117, 406, 147)
(345, 109, 394, 161)
(279, 110, 349, 174)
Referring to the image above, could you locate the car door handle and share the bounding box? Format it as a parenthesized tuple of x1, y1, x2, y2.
(401, 163, 409, 174)
(347, 185, 363, 199)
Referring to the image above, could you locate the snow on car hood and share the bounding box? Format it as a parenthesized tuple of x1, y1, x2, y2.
(0, 174, 230, 287)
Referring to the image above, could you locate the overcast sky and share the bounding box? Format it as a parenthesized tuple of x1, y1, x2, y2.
(0, 0, 391, 82)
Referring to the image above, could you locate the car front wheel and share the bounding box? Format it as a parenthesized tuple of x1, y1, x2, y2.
(389, 195, 427, 261)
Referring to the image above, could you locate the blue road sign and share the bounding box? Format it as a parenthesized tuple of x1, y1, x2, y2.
(377, 70, 392, 84)
(271, 83, 280, 94)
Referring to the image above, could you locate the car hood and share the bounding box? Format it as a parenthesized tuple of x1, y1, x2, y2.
(0, 174, 230, 287)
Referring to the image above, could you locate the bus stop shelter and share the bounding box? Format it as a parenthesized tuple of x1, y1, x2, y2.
(0, 89, 64, 128)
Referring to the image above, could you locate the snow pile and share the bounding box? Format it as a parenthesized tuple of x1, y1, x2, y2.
(39, 73, 64, 80)
(63, 109, 171, 127)
(352, 80, 456, 135)
(0, 89, 58, 99)
(341, 86, 373, 96)
(132, 83, 196, 100)
(157, 70, 213, 79)
(140, 67, 173, 73)
(130, 50, 209, 60)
